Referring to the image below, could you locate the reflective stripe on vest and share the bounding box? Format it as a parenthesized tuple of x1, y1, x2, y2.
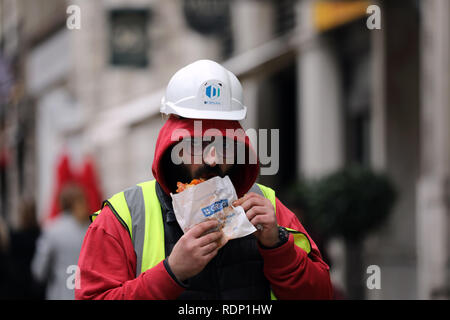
(91, 180, 165, 277)
(252, 183, 311, 254)
(251, 183, 312, 300)
(91, 180, 312, 296)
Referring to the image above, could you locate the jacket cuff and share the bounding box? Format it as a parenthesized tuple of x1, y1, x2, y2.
(163, 259, 189, 289)
(258, 234, 306, 269)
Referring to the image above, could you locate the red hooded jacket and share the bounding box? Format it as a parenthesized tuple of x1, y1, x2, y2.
(75, 116, 333, 300)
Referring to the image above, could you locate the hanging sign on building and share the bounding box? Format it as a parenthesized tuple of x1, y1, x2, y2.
(314, 1, 370, 32)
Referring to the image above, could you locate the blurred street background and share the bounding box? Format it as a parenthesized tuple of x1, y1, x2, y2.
(0, 0, 449, 299)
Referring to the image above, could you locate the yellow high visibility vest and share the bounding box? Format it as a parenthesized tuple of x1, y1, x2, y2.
(91, 180, 312, 299)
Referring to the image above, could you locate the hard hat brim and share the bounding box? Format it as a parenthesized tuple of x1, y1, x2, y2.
(161, 101, 247, 121)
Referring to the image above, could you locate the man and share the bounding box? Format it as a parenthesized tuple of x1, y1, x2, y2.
(76, 60, 332, 300)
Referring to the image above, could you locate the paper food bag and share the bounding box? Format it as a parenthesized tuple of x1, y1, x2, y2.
(171, 176, 256, 241)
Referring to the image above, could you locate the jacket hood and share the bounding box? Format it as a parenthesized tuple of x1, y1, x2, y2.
(152, 116, 259, 198)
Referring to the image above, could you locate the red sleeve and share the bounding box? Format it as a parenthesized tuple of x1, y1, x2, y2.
(258, 197, 333, 300)
(75, 206, 185, 300)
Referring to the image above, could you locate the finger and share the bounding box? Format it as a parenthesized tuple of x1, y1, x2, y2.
(197, 230, 223, 247)
(251, 215, 277, 232)
(188, 220, 219, 238)
(232, 192, 258, 206)
(200, 242, 218, 255)
(232, 197, 244, 207)
(250, 213, 273, 227)
(245, 205, 268, 221)
(239, 197, 266, 212)
(203, 247, 219, 262)
(234, 192, 266, 207)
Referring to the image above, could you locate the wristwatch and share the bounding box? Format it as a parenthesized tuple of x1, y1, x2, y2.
(260, 226, 289, 249)
(276, 226, 289, 247)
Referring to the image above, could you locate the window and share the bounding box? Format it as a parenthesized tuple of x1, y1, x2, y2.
(109, 9, 150, 68)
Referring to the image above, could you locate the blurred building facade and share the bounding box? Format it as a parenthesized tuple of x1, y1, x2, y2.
(0, 0, 448, 299)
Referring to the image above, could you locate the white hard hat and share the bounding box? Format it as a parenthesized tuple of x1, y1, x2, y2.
(160, 59, 247, 120)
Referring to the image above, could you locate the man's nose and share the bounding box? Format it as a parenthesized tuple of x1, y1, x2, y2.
(204, 146, 217, 167)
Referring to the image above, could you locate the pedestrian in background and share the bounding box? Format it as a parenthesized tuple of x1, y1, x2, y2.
(32, 183, 89, 300)
(4, 200, 45, 299)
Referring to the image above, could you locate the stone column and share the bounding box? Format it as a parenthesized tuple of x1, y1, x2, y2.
(296, 0, 344, 179)
(417, 0, 450, 300)
(231, 0, 274, 56)
(295, 0, 346, 296)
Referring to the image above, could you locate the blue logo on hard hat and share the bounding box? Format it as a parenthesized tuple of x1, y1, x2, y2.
(205, 84, 220, 100)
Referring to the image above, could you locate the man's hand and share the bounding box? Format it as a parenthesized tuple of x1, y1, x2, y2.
(167, 220, 227, 282)
(233, 192, 279, 248)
